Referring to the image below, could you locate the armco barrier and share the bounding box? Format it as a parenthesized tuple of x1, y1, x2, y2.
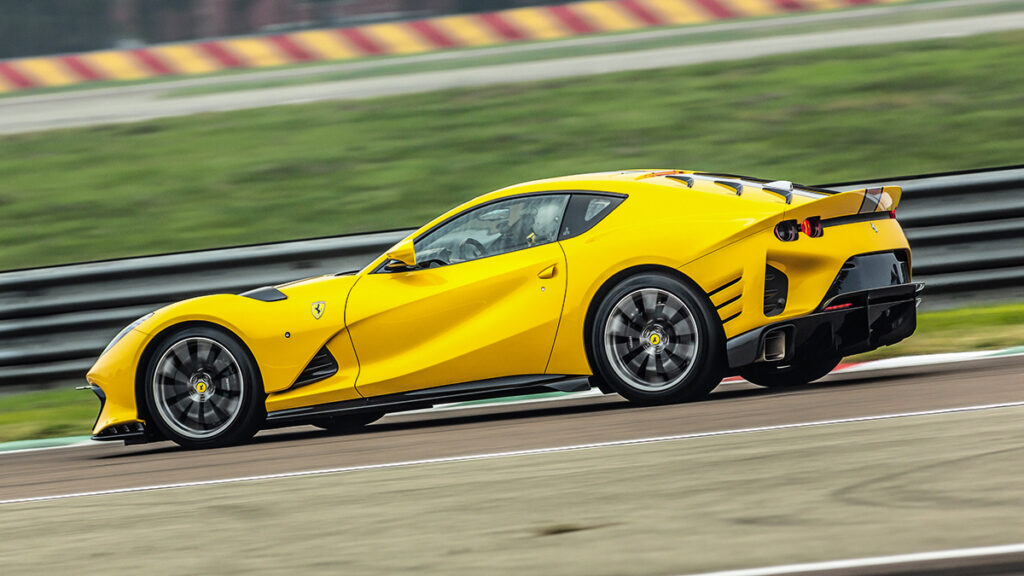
(1, 167, 1022, 388)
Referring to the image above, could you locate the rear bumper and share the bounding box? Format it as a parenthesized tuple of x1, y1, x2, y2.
(727, 283, 923, 369)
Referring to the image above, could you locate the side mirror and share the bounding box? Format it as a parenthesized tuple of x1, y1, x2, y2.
(384, 238, 417, 269)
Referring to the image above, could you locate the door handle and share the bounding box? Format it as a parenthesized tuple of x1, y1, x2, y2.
(537, 264, 557, 279)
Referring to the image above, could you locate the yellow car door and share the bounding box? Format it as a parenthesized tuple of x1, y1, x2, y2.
(346, 194, 570, 398)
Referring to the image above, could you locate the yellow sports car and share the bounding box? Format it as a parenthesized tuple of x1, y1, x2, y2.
(86, 170, 921, 448)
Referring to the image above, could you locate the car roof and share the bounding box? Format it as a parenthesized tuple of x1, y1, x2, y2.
(488, 169, 837, 205)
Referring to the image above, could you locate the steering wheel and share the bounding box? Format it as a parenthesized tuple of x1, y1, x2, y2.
(458, 238, 486, 261)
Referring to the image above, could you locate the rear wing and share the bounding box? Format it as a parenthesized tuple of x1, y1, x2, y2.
(786, 185, 902, 221)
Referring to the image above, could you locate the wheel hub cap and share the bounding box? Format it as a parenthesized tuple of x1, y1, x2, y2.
(188, 371, 214, 401)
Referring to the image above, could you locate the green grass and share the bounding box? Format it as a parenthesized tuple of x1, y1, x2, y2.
(4, 30, 1024, 270)
(0, 388, 99, 444)
(851, 302, 1024, 360)
(1, 302, 1020, 444)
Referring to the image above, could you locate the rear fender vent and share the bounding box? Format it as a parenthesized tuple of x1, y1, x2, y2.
(293, 346, 339, 388)
(764, 265, 788, 317)
(709, 275, 743, 324)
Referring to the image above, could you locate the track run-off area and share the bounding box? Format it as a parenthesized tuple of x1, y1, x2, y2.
(1, 355, 1021, 574)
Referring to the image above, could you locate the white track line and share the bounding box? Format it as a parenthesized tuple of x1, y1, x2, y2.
(686, 542, 1024, 576)
(3, 400, 1023, 506)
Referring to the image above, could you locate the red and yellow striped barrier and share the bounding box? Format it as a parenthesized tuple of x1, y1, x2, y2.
(0, 0, 905, 93)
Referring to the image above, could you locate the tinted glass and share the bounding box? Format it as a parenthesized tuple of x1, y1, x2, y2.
(559, 194, 625, 240)
(415, 195, 569, 266)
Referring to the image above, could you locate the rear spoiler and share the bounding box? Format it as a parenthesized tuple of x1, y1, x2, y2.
(786, 185, 902, 221)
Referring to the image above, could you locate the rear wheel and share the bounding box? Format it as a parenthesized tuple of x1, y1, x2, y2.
(739, 353, 842, 388)
(590, 272, 723, 405)
(144, 326, 265, 449)
(313, 411, 384, 434)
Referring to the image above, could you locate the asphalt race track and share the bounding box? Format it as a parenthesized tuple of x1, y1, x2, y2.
(2, 356, 1021, 502)
(1, 356, 1023, 575)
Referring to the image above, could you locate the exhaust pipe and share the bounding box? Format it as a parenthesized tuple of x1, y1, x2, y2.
(762, 329, 787, 362)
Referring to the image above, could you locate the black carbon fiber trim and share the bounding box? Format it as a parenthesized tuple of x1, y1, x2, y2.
(293, 347, 339, 388)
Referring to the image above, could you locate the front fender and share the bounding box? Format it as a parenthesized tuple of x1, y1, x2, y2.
(86, 274, 357, 433)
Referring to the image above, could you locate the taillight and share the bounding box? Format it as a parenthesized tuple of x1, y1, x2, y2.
(774, 220, 799, 242)
(889, 210, 897, 219)
(824, 302, 853, 311)
(801, 216, 823, 238)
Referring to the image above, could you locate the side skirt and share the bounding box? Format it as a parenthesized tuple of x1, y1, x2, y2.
(265, 374, 591, 427)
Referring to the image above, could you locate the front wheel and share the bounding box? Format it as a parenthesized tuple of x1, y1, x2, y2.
(739, 353, 842, 388)
(144, 326, 265, 449)
(589, 272, 724, 405)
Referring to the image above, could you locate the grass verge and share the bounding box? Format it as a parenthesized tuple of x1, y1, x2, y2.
(1, 302, 1020, 444)
(851, 302, 1024, 360)
(3, 29, 1024, 270)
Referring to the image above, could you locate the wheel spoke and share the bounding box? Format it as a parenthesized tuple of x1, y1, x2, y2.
(626, 293, 643, 319)
(654, 291, 667, 317)
(166, 390, 190, 405)
(205, 341, 221, 367)
(654, 354, 668, 379)
(614, 308, 644, 333)
(633, 355, 650, 378)
(621, 344, 647, 365)
(209, 396, 231, 421)
(214, 362, 238, 380)
(641, 290, 659, 318)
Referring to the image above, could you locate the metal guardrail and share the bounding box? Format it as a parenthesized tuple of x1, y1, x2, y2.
(1, 168, 1022, 387)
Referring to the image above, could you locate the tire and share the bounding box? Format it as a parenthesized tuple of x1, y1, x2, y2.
(590, 272, 724, 405)
(313, 411, 384, 434)
(144, 326, 265, 449)
(739, 353, 842, 388)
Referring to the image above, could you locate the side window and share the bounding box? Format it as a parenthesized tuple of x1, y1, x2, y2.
(559, 194, 625, 240)
(415, 194, 569, 266)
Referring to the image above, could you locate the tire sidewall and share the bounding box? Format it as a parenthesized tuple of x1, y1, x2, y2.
(144, 326, 265, 449)
(590, 272, 723, 404)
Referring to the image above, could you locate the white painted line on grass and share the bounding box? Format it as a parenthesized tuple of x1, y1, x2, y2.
(3, 400, 1023, 506)
(686, 542, 1024, 576)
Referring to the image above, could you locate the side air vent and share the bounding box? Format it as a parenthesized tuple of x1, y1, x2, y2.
(764, 265, 788, 317)
(293, 347, 339, 388)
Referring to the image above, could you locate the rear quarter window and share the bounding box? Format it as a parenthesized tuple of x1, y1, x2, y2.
(558, 194, 625, 240)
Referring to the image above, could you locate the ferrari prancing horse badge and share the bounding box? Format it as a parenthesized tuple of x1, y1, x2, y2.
(311, 301, 326, 319)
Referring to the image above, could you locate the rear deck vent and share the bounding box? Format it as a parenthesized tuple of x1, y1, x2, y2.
(714, 180, 743, 196)
(293, 346, 339, 388)
(665, 174, 695, 188)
